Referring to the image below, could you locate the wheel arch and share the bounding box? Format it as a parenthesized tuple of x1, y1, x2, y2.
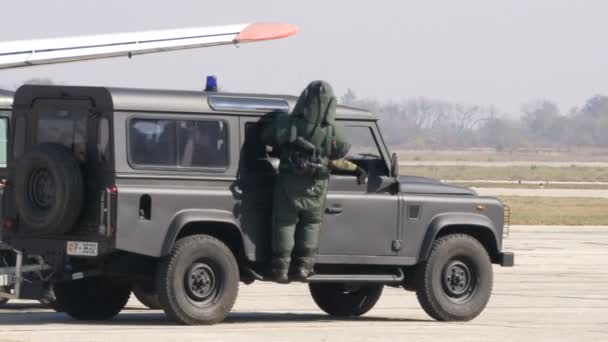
(161, 209, 247, 262)
(419, 213, 501, 264)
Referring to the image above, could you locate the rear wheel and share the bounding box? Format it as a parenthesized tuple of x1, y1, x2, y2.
(39, 287, 59, 311)
(415, 234, 493, 321)
(0, 286, 9, 305)
(309, 283, 383, 317)
(54, 276, 131, 321)
(133, 283, 161, 310)
(156, 235, 239, 325)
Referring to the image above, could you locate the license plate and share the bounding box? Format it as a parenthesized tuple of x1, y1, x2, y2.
(66, 241, 99, 257)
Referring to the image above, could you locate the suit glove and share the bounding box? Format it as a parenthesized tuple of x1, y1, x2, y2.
(356, 167, 368, 185)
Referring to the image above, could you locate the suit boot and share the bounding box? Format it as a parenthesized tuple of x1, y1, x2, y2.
(270, 268, 289, 284)
(270, 258, 290, 284)
(290, 257, 315, 282)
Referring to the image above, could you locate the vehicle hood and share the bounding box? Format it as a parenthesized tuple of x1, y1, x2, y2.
(397, 176, 476, 195)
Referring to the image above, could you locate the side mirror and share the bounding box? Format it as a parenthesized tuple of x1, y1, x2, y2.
(390, 153, 399, 178)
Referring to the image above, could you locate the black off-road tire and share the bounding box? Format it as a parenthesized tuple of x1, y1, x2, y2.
(39, 287, 60, 311)
(133, 284, 162, 310)
(309, 283, 383, 317)
(0, 286, 10, 305)
(156, 235, 240, 325)
(53, 276, 131, 321)
(39, 298, 60, 311)
(13, 143, 84, 235)
(415, 234, 493, 321)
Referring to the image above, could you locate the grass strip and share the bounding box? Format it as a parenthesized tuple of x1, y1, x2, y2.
(499, 196, 608, 225)
(400, 165, 608, 182)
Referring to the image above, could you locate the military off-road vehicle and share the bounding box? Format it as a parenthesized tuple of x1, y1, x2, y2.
(0, 84, 513, 324)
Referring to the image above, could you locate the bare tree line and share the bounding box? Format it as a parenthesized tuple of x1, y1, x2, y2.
(341, 89, 608, 151)
(4, 80, 607, 151)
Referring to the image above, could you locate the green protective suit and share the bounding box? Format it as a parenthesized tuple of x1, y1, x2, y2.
(262, 81, 351, 276)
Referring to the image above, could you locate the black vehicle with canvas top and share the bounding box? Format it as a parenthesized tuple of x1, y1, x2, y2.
(0, 84, 514, 325)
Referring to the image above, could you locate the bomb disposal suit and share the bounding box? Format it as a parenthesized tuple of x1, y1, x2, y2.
(262, 81, 358, 281)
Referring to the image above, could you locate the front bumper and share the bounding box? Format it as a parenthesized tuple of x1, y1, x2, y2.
(498, 252, 515, 267)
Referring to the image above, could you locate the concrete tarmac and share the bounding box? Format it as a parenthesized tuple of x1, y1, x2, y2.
(1, 226, 607, 342)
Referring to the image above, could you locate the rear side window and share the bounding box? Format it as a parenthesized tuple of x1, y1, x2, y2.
(177, 120, 228, 168)
(98, 117, 110, 163)
(14, 115, 26, 159)
(129, 118, 228, 170)
(37, 109, 87, 162)
(129, 119, 176, 166)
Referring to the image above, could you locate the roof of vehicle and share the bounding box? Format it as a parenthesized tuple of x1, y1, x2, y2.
(0, 89, 13, 109)
(13, 85, 376, 121)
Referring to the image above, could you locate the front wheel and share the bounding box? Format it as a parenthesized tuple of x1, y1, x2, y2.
(53, 276, 131, 321)
(156, 235, 240, 325)
(415, 234, 493, 321)
(309, 283, 383, 317)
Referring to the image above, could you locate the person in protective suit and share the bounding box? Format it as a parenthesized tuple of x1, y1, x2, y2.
(262, 80, 366, 282)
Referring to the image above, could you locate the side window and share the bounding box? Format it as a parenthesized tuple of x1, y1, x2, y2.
(98, 117, 110, 163)
(14, 115, 26, 159)
(129, 119, 177, 166)
(341, 125, 389, 176)
(0, 117, 7, 167)
(343, 126, 382, 158)
(177, 120, 228, 168)
(128, 117, 229, 170)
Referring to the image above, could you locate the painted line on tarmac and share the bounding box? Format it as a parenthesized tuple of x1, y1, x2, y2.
(445, 180, 608, 186)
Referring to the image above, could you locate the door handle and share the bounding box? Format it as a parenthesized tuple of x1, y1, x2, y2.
(325, 206, 343, 215)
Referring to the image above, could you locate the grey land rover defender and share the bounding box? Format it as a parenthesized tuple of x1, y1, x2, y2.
(0, 85, 513, 324)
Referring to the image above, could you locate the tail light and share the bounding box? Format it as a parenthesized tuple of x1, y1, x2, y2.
(101, 185, 118, 237)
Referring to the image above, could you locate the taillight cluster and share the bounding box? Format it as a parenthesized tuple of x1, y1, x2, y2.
(1, 179, 12, 231)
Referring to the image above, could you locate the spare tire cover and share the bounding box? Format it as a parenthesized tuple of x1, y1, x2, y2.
(13, 143, 84, 235)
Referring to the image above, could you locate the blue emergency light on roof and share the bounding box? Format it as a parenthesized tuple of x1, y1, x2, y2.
(205, 75, 218, 92)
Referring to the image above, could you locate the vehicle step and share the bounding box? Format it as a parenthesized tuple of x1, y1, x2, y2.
(242, 266, 404, 284)
(306, 270, 404, 284)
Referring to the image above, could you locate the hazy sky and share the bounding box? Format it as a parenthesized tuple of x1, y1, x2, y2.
(1, 0, 607, 115)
